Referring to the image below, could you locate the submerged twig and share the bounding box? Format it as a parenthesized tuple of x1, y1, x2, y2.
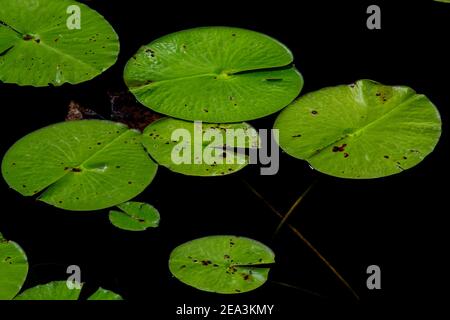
(273, 180, 317, 237)
(270, 280, 325, 298)
(241, 179, 360, 301)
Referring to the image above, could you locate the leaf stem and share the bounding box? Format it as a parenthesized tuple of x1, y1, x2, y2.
(241, 179, 360, 301)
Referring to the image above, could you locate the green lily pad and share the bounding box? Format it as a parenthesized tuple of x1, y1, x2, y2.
(124, 27, 303, 122)
(0, 233, 28, 300)
(0, 0, 119, 86)
(14, 281, 82, 300)
(142, 118, 257, 176)
(14, 281, 123, 300)
(169, 236, 275, 294)
(14, 281, 123, 301)
(87, 287, 123, 300)
(274, 79, 442, 179)
(1, 120, 158, 211)
(109, 201, 160, 231)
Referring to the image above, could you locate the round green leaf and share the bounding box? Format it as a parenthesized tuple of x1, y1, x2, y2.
(109, 201, 160, 231)
(87, 287, 123, 300)
(0, 233, 28, 300)
(1, 120, 158, 211)
(169, 236, 275, 294)
(143, 118, 256, 176)
(274, 79, 442, 179)
(0, 0, 119, 86)
(124, 27, 303, 122)
(14, 281, 82, 300)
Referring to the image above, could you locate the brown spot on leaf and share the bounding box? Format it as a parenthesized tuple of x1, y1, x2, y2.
(332, 144, 347, 152)
(201, 260, 212, 266)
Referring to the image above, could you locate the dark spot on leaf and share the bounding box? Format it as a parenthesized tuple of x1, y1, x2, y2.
(22, 185, 26, 188)
(213, 264, 219, 267)
(180, 265, 186, 269)
(292, 134, 302, 138)
(265, 78, 283, 82)
(311, 110, 318, 115)
(332, 144, 347, 152)
(201, 260, 212, 266)
(384, 155, 389, 159)
(344, 153, 349, 158)
(235, 289, 241, 292)
(403, 156, 408, 160)
(224, 255, 230, 259)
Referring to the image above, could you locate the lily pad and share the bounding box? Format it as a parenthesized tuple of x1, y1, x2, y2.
(14, 281, 123, 300)
(124, 27, 303, 122)
(0, 233, 28, 300)
(169, 236, 275, 294)
(142, 118, 258, 176)
(0, 0, 119, 86)
(87, 287, 123, 300)
(274, 80, 442, 179)
(14, 281, 82, 300)
(1, 120, 158, 211)
(109, 201, 160, 231)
